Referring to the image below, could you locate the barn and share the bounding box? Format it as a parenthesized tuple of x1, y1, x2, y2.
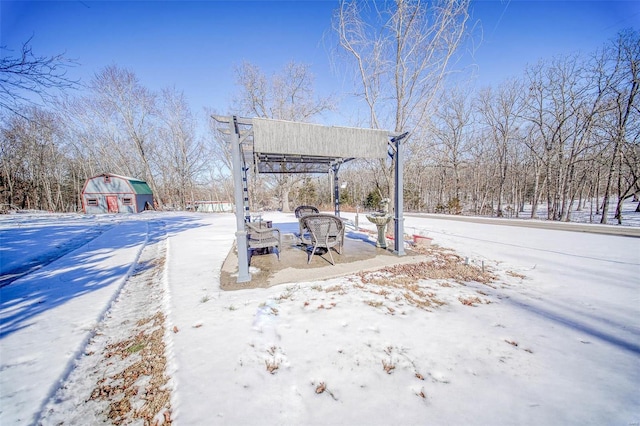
(81, 173, 154, 214)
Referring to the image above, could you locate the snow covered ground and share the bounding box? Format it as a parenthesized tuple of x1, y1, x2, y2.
(0, 209, 638, 425)
(491, 199, 640, 227)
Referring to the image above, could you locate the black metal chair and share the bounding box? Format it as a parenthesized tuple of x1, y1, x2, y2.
(300, 214, 345, 265)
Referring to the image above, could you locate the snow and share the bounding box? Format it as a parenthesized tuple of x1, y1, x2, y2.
(1, 209, 639, 425)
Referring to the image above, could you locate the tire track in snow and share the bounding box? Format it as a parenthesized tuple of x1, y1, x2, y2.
(37, 219, 173, 425)
(0, 225, 113, 288)
(0, 220, 150, 425)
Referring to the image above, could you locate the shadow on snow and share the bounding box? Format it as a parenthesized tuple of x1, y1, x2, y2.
(506, 296, 640, 356)
(0, 214, 205, 340)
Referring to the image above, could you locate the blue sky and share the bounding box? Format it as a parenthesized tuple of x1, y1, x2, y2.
(2, 0, 639, 126)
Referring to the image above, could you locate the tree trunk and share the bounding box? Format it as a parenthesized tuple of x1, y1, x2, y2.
(600, 141, 619, 224)
(531, 162, 541, 219)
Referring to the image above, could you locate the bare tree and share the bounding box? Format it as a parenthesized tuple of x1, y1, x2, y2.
(235, 61, 334, 122)
(0, 107, 72, 211)
(233, 61, 334, 212)
(476, 79, 525, 217)
(598, 29, 640, 224)
(156, 87, 206, 209)
(462, 128, 494, 215)
(333, 0, 471, 224)
(88, 66, 161, 202)
(431, 89, 474, 209)
(54, 66, 165, 207)
(522, 53, 609, 221)
(333, 0, 471, 133)
(0, 37, 78, 116)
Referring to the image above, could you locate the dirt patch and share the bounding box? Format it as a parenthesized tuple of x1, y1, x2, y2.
(89, 312, 171, 425)
(220, 235, 418, 290)
(383, 245, 496, 285)
(354, 244, 497, 311)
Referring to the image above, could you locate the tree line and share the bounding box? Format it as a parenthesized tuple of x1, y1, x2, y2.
(1, 1, 638, 225)
(1, 65, 215, 212)
(406, 32, 639, 225)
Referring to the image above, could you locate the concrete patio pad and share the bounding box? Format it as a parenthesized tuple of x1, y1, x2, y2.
(220, 228, 427, 290)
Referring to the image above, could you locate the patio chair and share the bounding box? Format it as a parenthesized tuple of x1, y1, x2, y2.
(246, 221, 281, 260)
(295, 205, 320, 238)
(300, 214, 345, 265)
(295, 205, 320, 218)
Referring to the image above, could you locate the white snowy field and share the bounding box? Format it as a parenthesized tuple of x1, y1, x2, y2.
(0, 210, 638, 425)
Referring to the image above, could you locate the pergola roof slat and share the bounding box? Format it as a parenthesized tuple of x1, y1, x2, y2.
(252, 117, 388, 160)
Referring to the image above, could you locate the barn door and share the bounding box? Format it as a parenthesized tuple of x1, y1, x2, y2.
(106, 196, 119, 213)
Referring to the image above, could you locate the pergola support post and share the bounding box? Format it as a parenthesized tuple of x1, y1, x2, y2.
(230, 116, 251, 283)
(392, 132, 408, 256)
(333, 163, 341, 217)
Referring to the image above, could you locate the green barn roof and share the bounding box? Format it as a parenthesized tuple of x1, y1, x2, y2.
(129, 179, 153, 194)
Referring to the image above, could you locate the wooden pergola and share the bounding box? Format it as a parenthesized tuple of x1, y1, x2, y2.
(212, 115, 408, 283)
